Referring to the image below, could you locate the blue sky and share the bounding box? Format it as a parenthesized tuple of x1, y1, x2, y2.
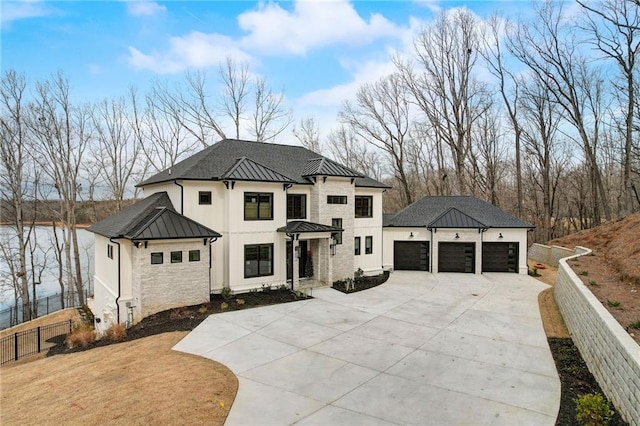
(1, 0, 532, 136)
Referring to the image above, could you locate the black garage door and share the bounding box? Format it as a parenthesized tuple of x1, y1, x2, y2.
(394, 241, 429, 271)
(482, 242, 519, 273)
(438, 242, 475, 273)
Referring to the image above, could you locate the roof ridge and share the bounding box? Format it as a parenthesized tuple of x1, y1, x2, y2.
(127, 206, 168, 239)
(428, 206, 487, 229)
(221, 156, 296, 182)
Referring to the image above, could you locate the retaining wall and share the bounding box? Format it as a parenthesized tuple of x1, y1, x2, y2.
(555, 247, 640, 426)
(528, 243, 575, 266)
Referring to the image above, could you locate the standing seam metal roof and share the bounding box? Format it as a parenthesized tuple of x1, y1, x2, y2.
(428, 208, 487, 229)
(221, 157, 296, 183)
(301, 158, 364, 178)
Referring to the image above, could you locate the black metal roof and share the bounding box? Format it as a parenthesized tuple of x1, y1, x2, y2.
(428, 208, 487, 229)
(302, 158, 364, 178)
(277, 220, 343, 234)
(88, 192, 221, 240)
(137, 139, 387, 189)
(221, 157, 295, 183)
(385, 196, 534, 229)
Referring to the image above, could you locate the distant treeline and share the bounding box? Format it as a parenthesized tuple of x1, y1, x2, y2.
(0, 199, 136, 226)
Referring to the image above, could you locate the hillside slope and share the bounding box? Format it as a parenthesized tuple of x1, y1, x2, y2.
(550, 212, 640, 285)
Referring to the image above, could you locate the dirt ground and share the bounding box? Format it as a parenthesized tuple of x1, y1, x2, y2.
(0, 332, 237, 425)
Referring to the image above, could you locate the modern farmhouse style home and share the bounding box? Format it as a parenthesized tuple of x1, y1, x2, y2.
(88, 139, 533, 330)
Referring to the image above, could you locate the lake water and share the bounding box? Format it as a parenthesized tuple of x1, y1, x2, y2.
(0, 226, 94, 310)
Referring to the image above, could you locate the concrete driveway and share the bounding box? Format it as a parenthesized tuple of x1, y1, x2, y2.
(173, 272, 560, 425)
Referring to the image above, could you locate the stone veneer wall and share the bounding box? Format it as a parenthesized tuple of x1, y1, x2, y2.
(528, 243, 575, 266)
(555, 247, 640, 426)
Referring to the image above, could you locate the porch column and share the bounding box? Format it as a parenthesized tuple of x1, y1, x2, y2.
(292, 239, 300, 291)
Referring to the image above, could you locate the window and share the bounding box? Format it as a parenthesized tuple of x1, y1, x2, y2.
(244, 244, 274, 278)
(199, 191, 212, 205)
(355, 196, 373, 218)
(151, 252, 163, 265)
(327, 195, 347, 204)
(107, 244, 113, 259)
(365, 236, 373, 254)
(189, 250, 200, 262)
(171, 251, 182, 263)
(332, 218, 343, 245)
(354, 237, 361, 256)
(244, 193, 273, 220)
(287, 194, 306, 219)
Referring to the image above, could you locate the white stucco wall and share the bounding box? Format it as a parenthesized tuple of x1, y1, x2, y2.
(354, 188, 384, 276)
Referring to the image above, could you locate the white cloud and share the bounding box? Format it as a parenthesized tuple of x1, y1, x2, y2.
(1, 0, 51, 26)
(126, 1, 166, 17)
(128, 32, 252, 74)
(414, 0, 441, 14)
(237, 0, 401, 55)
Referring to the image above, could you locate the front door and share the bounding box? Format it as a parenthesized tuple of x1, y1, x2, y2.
(287, 240, 309, 281)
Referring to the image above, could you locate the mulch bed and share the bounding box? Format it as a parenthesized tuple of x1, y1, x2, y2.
(47, 289, 306, 356)
(332, 271, 390, 293)
(549, 337, 628, 425)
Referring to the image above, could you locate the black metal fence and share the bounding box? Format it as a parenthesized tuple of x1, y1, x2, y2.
(0, 319, 73, 365)
(0, 290, 91, 330)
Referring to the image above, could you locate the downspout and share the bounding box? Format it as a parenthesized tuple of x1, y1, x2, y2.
(209, 237, 218, 297)
(429, 227, 434, 273)
(174, 180, 184, 214)
(110, 238, 121, 323)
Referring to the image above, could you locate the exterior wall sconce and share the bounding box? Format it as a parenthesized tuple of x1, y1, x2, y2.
(455, 233, 460, 239)
(330, 243, 336, 256)
(409, 232, 414, 238)
(499, 233, 503, 239)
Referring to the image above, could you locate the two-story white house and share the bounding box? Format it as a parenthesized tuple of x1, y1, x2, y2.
(89, 139, 387, 329)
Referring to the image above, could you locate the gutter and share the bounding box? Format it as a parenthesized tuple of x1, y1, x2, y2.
(174, 180, 184, 214)
(110, 238, 122, 323)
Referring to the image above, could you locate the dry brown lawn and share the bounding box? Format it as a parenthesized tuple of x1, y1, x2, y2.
(0, 332, 238, 425)
(0, 308, 82, 339)
(529, 260, 570, 339)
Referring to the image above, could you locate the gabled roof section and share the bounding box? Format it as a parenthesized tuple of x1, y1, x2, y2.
(137, 139, 386, 189)
(428, 207, 487, 229)
(302, 158, 364, 179)
(125, 208, 221, 240)
(384, 196, 534, 229)
(277, 221, 343, 234)
(221, 157, 295, 183)
(88, 192, 221, 240)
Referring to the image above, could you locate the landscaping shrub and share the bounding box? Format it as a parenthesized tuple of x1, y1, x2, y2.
(103, 323, 127, 342)
(66, 324, 97, 349)
(575, 393, 613, 426)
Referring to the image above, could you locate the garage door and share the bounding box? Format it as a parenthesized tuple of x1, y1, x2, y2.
(482, 242, 519, 273)
(394, 241, 429, 271)
(438, 242, 475, 273)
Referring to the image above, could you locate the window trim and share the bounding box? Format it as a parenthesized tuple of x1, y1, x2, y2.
(327, 195, 347, 205)
(171, 251, 183, 263)
(355, 196, 373, 218)
(354, 237, 361, 256)
(365, 236, 373, 254)
(199, 191, 212, 205)
(151, 252, 163, 265)
(244, 192, 274, 221)
(287, 193, 307, 220)
(244, 243, 274, 278)
(189, 250, 200, 262)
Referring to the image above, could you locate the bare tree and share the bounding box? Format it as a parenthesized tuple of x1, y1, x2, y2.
(220, 57, 250, 139)
(326, 125, 385, 181)
(293, 116, 322, 153)
(338, 73, 414, 206)
(250, 77, 293, 142)
(92, 96, 140, 212)
(398, 8, 491, 195)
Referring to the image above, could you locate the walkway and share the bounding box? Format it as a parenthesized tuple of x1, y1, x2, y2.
(174, 272, 560, 425)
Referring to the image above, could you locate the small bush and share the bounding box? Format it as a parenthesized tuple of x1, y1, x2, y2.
(588, 280, 599, 286)
(354, 268, 364, 284)
(278, 284, 289, 291)
(261, 284, 272, 293)
(628, 320, 640, 330)
(198, 305, 208, 314)
(66, 324, 97, 349)
(221, 302, 229, 311)
(235, 298, 245, 306)
(220, 286, 234, 301)
(103, 323, 127, 342)
(606, 300, 621, 308)
(249, 288, 259, 297)
(81, 304, 95, 322)
(580, 270, 589, 276)
(575, 393, 613, 426)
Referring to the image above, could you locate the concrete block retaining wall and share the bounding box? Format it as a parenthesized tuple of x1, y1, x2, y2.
(554, 247, 640, 426)
(528, 243, 575, 266)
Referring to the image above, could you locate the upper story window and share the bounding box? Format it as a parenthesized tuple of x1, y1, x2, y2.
(245, 192, 273, 220)
(199, 191, 212, 205)
(332, 218, 343, 245)
(287, 194, 306, 219)
(355, 196, 373, 218)
(189, 250, 200, 262)
(107, 244, 113, 259)
(171, 251, 183, 263)
(327, 195, 347, 205)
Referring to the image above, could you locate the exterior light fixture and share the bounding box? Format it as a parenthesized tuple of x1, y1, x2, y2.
(330, 243, 336, 256)
(410, 232, 414, 238)
(499, 233, 503, 239)
(455, 233, 460, 239)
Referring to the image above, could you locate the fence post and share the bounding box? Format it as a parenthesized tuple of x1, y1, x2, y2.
(47, 296, 50, 315)
(37, 326, 41, 354)
(14, 332, 18, 361)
